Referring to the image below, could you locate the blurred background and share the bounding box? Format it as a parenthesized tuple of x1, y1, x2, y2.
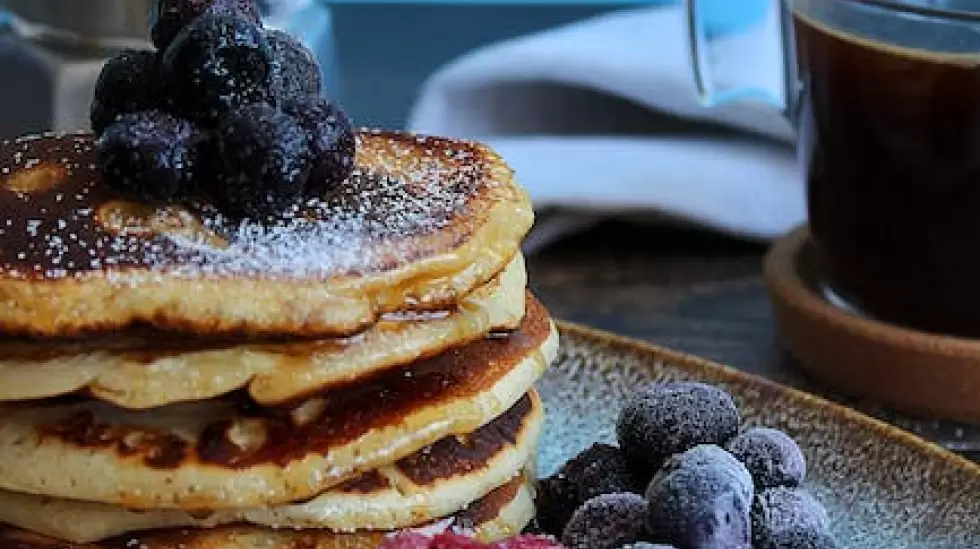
(0, 0, 774, 127)
(337, 1, 626, 129)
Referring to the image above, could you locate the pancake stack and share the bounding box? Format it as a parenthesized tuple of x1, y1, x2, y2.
(0, 126, 556, 548)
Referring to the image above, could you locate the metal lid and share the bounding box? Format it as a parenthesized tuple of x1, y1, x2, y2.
(0, 0, 154, 40)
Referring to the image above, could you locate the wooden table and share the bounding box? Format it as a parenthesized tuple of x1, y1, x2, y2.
(527, 221, 980, 459)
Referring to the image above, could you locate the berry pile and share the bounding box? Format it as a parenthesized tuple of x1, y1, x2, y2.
(91, 0, 355, 220)
(534, 381, 842, 549)
(378, 532, 565, 548)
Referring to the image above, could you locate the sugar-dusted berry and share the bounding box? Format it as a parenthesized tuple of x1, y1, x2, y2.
(161, 11, 274, 123)
(535, 443, 638, 537)
(751, 487, 837, 549)
(97, 110, 207, 201)
(214, 103, 312, 219)
(645, 445, 753, 549)
(283, 96, 355, 194)
(617, 382, 740, 482)
(562, 493, 649, 549)
(267, 29, 323, 102)
(727, 427, 807, 490)
(151, 0, 261, 51)
(90, 50, 162, 136)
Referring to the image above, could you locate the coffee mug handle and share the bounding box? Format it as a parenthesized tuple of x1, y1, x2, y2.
(683, 0, 796, 116)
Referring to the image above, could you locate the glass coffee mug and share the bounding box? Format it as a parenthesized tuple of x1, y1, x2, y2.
(686, 0, 980, 337)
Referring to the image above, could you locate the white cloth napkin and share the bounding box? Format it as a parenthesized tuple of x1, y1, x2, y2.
(407, 5, 804, 251)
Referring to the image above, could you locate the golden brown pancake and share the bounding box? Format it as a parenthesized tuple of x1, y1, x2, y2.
(0, 255, 527, 408)
(0, 130, 532, 338)
(0, 476, 535, 549)
(0, 296, 557, 509)
(0, 390, 542, 543)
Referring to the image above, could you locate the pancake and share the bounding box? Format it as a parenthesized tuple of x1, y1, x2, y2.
(0, 390, 542, 543)
(0, 295, 557, 509)
(0, 130, 533, 338)
(0, 477, 535, 549)
(0, 255, 527, 408)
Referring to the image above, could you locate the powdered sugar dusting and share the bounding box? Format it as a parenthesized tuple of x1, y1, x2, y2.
(0, 131, 496, 282)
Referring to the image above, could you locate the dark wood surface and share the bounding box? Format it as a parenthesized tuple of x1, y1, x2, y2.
(526, 221, 980, 459)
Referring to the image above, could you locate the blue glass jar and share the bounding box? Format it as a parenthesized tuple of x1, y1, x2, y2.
(0, 0, 340, 138)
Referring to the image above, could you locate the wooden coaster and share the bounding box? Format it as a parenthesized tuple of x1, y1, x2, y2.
(765, 225, 980, 423)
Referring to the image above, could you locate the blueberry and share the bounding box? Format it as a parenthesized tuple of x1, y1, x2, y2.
(214, 103, 312, 219)
(535, 443, 639, 537)
(150, 0, 261, 51)
(561, 493, 649, 549)
(161, 11, 273, 123)
(751, 487, 836, 549)
(283, 96, 355, 193)
(726, 427, 806, 490)
(616, 382, 740, 482)
(97, 111, 207, 201)
(645, 445, 753, 549)
(90, 50, 162, 136)
(266, 29, 323, 102)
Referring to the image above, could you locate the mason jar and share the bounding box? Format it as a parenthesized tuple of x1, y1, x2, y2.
(0, 0, 338, 138)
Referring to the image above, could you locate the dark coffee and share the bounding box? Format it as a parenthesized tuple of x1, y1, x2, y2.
(795, 11, 980, 336)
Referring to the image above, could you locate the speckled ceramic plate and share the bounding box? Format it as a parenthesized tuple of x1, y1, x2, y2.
(538, 323, 980, 549)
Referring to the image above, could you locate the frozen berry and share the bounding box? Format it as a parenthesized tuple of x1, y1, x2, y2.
(619, 544, 677, 549)
(726, 427, 806, 490)
(376, 533, 564, 549)
(214, 102, 311, 219)
(645, 445, 753, 549)
(561, 493, 649, 549)
(90, 50, 162, 136)
(97, 111, 207, 201)
(283, 96, 355, 193)
(150, 0, 261, 51)
(760, 530, 842, 549)
(162, 11, 274, 123)
(535, 443, 638, 537)
(751, 487, 834, 549)
(617, 382, 740, 482)
(266, 29, 323, 102)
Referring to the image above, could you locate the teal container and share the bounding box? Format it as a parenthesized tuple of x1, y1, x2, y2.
(699, 0, 772, 37)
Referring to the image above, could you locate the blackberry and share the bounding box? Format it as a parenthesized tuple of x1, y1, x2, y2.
(266, 29, 323, 102)
(751, 487, 835, 549)
(535, 443, 638, 537)
(161, 11, 274, 123)
(214, 103, 312, 219)
(616, 382, 740, 483)
(645, 445, 753, 549)
(561, 493, 649, 549)
(97, 110, 207, 201)
(151, 0, 261, 51)
(726, 427, 807, 490)
(90, 50, 162, 136)
(284, 96, 355, 193)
